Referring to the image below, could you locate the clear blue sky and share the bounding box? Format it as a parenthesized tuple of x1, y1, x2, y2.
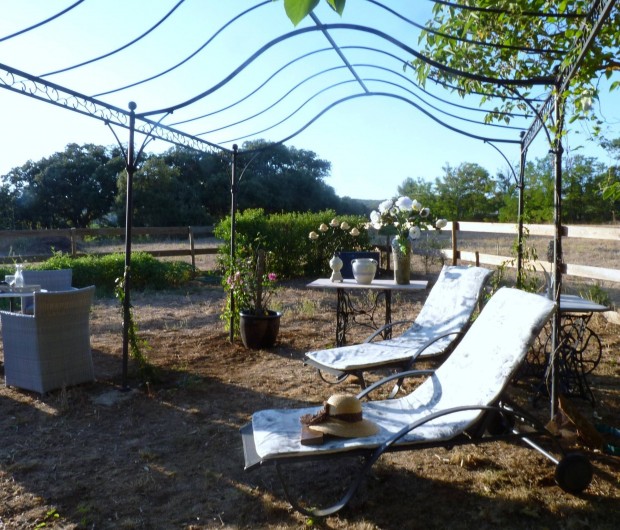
(1, 1, 618, 200)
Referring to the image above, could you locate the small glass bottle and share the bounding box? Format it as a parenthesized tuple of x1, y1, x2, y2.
(14, 264, 24, 287)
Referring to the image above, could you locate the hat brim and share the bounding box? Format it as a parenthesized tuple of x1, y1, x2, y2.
(308, 418, 379, 438)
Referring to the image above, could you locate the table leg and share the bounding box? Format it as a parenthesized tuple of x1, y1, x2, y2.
(336, 288, 348, 347)
(383, 290, 392, 340)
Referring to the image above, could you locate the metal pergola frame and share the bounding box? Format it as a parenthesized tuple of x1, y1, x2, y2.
(0, 1, 617, 417)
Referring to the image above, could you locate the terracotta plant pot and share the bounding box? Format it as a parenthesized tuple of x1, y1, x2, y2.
(239, 310, 282, 349)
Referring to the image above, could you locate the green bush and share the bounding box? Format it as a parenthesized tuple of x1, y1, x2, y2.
(11, 251, 194, 294)
(215, 209, 372, 278)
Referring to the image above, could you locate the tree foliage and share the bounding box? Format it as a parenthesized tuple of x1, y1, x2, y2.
(2, 143, 124, 229)
(414, 1, 619, 132)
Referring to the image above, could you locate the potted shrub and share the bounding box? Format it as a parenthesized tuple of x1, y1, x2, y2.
(222, 247, 280, 349)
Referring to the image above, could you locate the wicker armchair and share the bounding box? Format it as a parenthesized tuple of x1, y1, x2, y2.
(1, 286, 95, 394)
(20, 269, 74, 314)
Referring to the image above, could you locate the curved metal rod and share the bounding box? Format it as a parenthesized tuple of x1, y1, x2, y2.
(92, 0, 271, 98)
(368, 0, 568, 55)
(175, 48, 531, 133)
(41, 0, 187, 78)
(201, 68, 526, 141)
(229, 91, 523, 150)
(169, 46, 333, 126)
(428, 0, 586, 18)
(196, 65, 348, 136)
(0, 0, 85, 42)
(484, 140, 520, 185)
(505, 86, 555, 148)
(364, 76, 527, 130)
(141, 23, 557, 118)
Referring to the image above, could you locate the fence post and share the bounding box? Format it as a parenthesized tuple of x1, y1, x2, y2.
(189, 226, 196, 271)
(70, 228, 77, 257)
(451, 222, 459, 265)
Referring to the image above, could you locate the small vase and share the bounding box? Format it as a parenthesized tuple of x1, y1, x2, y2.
(329, 254, 343, 282)
(391, 238, 411, 285)
(14, 264, 24, 287)
(351, 258, 377, 285)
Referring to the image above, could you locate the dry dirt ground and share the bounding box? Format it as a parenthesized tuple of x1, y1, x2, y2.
(1, 267, 619, 529)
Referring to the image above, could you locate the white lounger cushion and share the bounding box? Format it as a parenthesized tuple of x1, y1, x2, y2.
(305, 265, 493, 371)
(252, 288, 555, 461)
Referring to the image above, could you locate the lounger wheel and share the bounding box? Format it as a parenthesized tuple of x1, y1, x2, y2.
(555, 453, 592, 494)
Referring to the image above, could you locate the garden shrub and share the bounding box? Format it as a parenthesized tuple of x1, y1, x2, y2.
(18, 251, 193, 294)
(215, 209, 372, 278)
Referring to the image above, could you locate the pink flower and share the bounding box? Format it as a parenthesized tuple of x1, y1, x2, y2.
(268, 273, 278, 282)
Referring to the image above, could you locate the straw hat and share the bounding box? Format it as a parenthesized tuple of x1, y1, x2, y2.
(300, 394, 379, 438)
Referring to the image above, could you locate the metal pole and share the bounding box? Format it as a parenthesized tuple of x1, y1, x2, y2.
(517, 131, 527, 281)
(121, 101, 137, 389)
(229, 144, 238, 342)
(550, 92, 564, 418)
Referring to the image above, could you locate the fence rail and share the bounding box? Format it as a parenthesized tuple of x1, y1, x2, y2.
(0, 226, 217, 269)
(441, 221, 620, 284)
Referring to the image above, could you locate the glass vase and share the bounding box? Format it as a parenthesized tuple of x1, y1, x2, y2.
(391, 239, 411, 285)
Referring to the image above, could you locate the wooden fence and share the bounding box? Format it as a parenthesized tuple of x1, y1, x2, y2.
(441, 221, 620, 284)
(0, 226, 216, 270)
(2, 222, 619, 285)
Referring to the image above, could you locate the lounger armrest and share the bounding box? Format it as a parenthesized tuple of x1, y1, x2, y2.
(357, 368, 436, 400)
(405, 330, 462, 365)
(364, 319, 416, 343)
(379, 405, 501, 451)
(240, 422, 262, 471)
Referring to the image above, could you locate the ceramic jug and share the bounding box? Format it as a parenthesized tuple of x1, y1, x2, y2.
(351, 258, 377, 285)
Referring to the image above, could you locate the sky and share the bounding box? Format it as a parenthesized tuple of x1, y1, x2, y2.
(0, 0, 618, 201)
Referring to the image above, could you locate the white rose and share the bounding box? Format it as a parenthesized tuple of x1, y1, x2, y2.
(309, 231, 319, 240)
(409, 226, 421, 240)
(378, 199, 393, 214)
(411, 199, 422, 211)
(340, 221, 350, 230)
(350, 227, 360, 236)
(319, 223, 329, 232)
(435, 219, 448, 229)
(395, 196, 413, 211)
(330, 218, 340, 227)
(370, 210, 381, 224)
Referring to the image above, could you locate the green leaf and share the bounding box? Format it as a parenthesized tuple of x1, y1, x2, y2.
(326, 0, 346, 15)
(284, 0, 320, 26)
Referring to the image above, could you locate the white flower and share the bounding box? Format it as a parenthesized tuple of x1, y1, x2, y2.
(370, 210, 381, 224)
(411, 199, 422, 211)
(350, 227, 360, 236)
(409, 226, 421, 240)
(309, 231, 319, 240)
(395, 196, 413, 211)
(319, 223, 329, 232)
(581, 95, 593, 112)
(330, 218, 340, 227)
(420, 207, 430, 218)
(340, 221, 350, 230)
(378, 199, 393, 213)
(435, 218, 448, 229)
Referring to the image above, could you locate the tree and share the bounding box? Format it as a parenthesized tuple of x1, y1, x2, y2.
(499, 157, 555, 223)
(397, 177, 435, 209)
(434, 162, 497, 221)
(235, 140, 340, 213)
(4, 143, 124, 228)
